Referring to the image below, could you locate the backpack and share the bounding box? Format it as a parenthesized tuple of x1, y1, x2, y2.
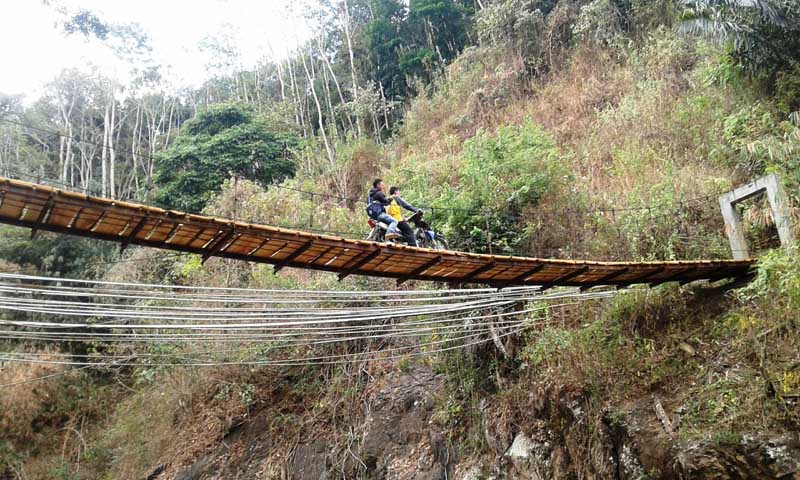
(366, 191, 383, 219)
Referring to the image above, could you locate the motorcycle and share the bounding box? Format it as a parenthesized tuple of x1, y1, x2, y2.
(365, 210, 449, 250)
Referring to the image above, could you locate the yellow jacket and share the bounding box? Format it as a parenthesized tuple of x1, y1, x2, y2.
(387, 198, 403, 221)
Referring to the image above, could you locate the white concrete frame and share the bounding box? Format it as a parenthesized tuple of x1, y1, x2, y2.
(719, 174, 794, 260)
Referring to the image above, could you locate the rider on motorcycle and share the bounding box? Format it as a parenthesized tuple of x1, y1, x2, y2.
(387, 186, 421, 247)
(366, 179, 403, 241)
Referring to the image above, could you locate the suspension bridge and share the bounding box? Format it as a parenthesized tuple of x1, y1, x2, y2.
(0, 176, 754, 289)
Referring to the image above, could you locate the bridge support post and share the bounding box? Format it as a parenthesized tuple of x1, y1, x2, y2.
(719, 173, 794, 260)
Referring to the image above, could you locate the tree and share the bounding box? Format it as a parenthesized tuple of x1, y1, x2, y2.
(679, 0, 800, 76)
(408, 0, 471, 63)
(152, 103, 298, 212)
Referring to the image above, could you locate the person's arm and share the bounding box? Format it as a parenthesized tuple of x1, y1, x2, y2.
(373, 191, 392, 205)
(396, 195, 418, 213)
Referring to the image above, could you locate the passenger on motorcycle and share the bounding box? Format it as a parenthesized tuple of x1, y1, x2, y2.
(388, 186, 421, 247)
(366, 179, 403, 241)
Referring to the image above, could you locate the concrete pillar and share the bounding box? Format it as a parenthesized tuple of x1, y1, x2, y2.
(719, 194, 750, 260)
(719, 174, 795, 260)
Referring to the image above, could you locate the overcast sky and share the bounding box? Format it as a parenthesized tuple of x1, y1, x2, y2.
(1, 0, 310, 98)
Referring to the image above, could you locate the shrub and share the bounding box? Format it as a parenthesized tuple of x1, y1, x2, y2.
(476, 0, 547, 73)
(736, 246, 800, 325)
(409, 121, 569, 253)
(0, 349, 69, 443)
(573, 0, 627, 50)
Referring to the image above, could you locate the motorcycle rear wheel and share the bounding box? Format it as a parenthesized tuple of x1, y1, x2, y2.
(365, 228, 383, 242)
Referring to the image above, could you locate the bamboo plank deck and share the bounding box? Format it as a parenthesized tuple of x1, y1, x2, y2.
(0, 177, 755, 288)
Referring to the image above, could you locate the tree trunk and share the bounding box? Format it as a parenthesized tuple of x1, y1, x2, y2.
(318, 37, 356, 134)
(300, 47, 339, 192)
(276, 58, 287, 101)
(101, 100, 110, 198)
(108, 92, 117, 198)
(287, 57, 307, 136)
(320, 55, 341, 140)
(342, 0, 363, 137)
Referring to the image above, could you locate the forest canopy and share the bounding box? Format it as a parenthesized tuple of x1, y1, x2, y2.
(152, 104, 298, 213)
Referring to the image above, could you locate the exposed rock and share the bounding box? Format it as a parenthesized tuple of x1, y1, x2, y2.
(358, 366, 448, 479)
(674, 434, 800, 479)
(291, 441, 329, 480)
(156, 367, 800, 480)
(457, 465, 485, 480)
(506, 433, 536, 459)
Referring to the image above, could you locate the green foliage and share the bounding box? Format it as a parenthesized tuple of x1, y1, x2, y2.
(604, 284, 690, 335)
(573, 0, 628, 50)
(100, 387, 177, 479)
(521, 286, 698, 392)
(444, 122, 567, 253)
(152, 103, 298, 212)
(409, 0, 471, 63)
(683, 379, 743, 429)
(745, 122, 800, 195)
(736, 246, 800, 323)
(213, 382, 257, 407)
(431, 346, 496, 453)
(359, 0, 473, 99)
(721, 103, 776, 149)
(678, 0, 800, 76)
(522, 325, 581, 368)
(476, 0, 547, 72)
(398, 48, 438, 81)
(48, 461, 81, 480)
(774, 64, 800, 114)
(0, 226, 115, 277)
(0, 440, 22, 478)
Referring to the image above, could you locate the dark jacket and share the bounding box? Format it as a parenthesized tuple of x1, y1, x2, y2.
(366, 187, 392, 219)
(367, 188, 392, 206)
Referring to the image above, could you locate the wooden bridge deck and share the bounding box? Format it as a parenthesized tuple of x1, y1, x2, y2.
(0, 177, 754, 288)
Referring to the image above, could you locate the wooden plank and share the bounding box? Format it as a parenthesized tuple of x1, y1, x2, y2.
(30, 193, 55, 240)
(201, 229, 237, 264)
(163, 223, 182, 243)
(451, 261, 497, 286)
(185, 227, 207, 248)
(338, 248, 381, 281)
(539, 266, 590, 292)
(620, 267, 666, 287)
(88, 210, 108, 232)
(246, 236, 271, 256)
(579, 267, 629, 291)
(307, 245, 335, 265)
(144, 219, 164, 240)
(273, 240, 313, 273)
(67, 207, 84, 229)
(496, 264, 545, 289)
(649, 267, 697, 287)
(220, 233, 242, 254)
(397, 256, 441, 286)
(119, 215, 149, 253)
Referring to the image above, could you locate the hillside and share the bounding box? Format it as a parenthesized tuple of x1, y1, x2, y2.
(2, 1, 800, 479)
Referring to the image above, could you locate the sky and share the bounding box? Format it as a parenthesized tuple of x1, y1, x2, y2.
(1, 0, 311, 98)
